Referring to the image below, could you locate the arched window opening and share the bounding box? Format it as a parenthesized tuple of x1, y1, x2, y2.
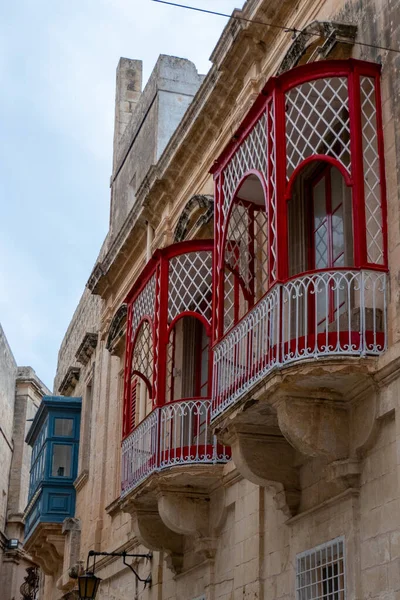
(131, 320, 153, 429)
(224, 175, 268, 333)
(288, 163, 353, 277)
(166, 316, 209, 403)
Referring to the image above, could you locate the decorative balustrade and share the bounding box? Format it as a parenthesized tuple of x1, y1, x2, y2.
(121, 399, 231, 496)
(212, 269, 387, 419)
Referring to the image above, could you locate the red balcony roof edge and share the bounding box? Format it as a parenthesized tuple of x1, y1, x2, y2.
(210, 58, 382, 177)
(124, 238, 214, 304)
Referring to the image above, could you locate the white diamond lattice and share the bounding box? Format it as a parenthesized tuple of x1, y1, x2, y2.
(132, 320, 153, 383)
(285, 77, 350, 178)
(267, 101, 277, 281)
(168, 251, 213, 323)
(222, 112, 268, 218)
(132, 273, 156, 335)
(361, 76, 383, 264)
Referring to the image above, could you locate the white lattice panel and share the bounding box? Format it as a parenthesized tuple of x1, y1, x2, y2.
(132, 273, 156, 334)
(267, 101, 278, 282)
(168, 251, 212, 323)
(225, 202, 252, 292)
(361, 77, 384, 264)
(285, 77, 350, 178)
(132, 320, 153, 383)
(222, 112, 268, 217)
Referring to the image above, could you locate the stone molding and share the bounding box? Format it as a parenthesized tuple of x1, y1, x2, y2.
(23, 523, 64, 576)
(75, 333, 98, 366)
(74, 470, 89, 492)
(277, 21, 358, 75)
(58, 367, 81, 396)
(106, 304, 127, 353)
(173, 195, 214, 242)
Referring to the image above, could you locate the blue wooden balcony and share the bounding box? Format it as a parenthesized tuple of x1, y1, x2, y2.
(24, 396, 81, 542)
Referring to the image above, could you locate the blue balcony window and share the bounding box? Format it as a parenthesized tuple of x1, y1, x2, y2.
(24, 396, 81, 541)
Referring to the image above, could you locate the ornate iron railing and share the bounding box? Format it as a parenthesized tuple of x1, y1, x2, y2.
(121, 399, 230, 496)
(212, 269, 387, 418)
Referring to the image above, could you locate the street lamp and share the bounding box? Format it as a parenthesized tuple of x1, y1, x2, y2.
(78, 572, 102, 600)
(77, 550, 152, 600)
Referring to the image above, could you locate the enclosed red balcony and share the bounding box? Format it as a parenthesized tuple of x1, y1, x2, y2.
(211, 60, 388, 419)
(121, 241, 230, 496)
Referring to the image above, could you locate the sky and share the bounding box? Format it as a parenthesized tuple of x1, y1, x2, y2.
(0, 0, 241, 390)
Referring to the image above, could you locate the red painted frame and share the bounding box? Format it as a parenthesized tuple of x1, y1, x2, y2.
(211, 59, 388, 344)
(122, 240, 214, 439)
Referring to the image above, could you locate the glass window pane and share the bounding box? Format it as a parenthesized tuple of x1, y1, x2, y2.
(331, 166, 344, 211)
(313, 177, 326, 228)
(51, 445, 72, 477)
(54, 418, 73, 437)
(315, 224, 329, 268)
(332, 206, 344, 263)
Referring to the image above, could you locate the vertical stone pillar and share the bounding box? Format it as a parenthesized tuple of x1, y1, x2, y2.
(113, 58, 142, 169)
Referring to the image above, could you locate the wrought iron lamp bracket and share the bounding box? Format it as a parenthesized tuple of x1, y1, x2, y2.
(86, 549, 153, 589)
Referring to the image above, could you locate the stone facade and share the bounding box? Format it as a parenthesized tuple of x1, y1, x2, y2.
(41, 0, 400, 599)
(0, 327, 48, 599)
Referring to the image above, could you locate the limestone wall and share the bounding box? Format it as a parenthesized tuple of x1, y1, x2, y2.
(53, 288, 102, 394)
(45, 0, 400, 599)
(0, 324, 17, 539)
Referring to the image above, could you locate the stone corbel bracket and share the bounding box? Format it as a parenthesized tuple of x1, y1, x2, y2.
(58, 367, 81, 396)
(157, 490, 218, 561)
(225, 424, 300, 517)
(75, 333, 98, 366)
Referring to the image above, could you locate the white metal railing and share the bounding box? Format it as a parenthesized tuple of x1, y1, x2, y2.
(213, 269, 387, 419)
(121, 399, 230, 496)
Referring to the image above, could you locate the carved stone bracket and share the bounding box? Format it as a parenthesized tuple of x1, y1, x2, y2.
(277, 393, 349, 461)
(157, 490, 217, 560)
(226, 425, 300, 517)
(128, 506, 184, 575)
(24, 524, 65, 576)
(58, 367, 81, 396)
(75, 333, 98, 366)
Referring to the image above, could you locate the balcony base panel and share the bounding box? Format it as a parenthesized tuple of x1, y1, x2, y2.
(23, 522, 64, 576)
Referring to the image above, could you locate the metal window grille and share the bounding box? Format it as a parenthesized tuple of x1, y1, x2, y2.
(223, 201, 269, 333)
(296, 537, 345, 600)
(222, 112, 268, 218)
(132, 273, 156, 334)
(132, 320, 153, 383)
(285, 77, 351, 179)
(360, 76, 383, 264)
(168, 251, 212, 323)
(267, 100, 278, 282)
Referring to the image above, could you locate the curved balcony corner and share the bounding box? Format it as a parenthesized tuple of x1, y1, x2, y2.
(212, 268, 387, 422)
(121, 398, 231, 499)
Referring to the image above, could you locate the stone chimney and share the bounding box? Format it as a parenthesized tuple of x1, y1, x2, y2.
(113, 58, 143, 169)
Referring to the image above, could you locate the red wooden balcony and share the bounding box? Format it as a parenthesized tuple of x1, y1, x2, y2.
(211, 59, 388, 420)
(121, 397, 230, 495)
(121, 241, 231, 495)
(212, 268, 387, 418)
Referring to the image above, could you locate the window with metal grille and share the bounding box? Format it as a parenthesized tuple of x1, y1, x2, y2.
(296, 537, 345, 600)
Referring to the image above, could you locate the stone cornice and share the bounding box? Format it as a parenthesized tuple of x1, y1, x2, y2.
(75, 333, 98, 366)
(58, 367, 81, 396)
(86, 0, 295, 299)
